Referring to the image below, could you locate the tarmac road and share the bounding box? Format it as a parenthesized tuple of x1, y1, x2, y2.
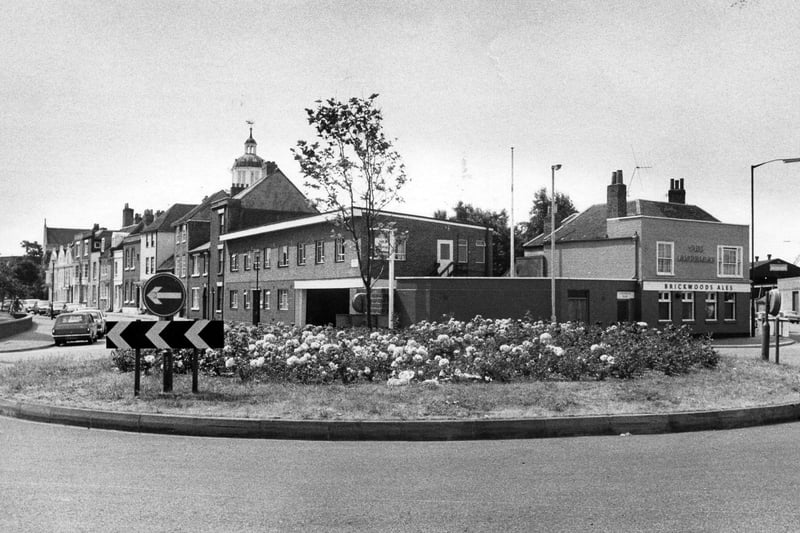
(2, 415, 800, 532)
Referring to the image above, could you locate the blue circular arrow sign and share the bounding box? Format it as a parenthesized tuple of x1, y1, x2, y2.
(142, 273, 186, 317)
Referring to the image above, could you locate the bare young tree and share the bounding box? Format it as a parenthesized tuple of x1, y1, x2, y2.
(293, 94, 407, 328)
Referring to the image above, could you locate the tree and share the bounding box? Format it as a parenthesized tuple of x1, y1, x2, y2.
(293, 94, 407, 328)
(519, 188, 577, 247)
(441, 202, 511, 276)
(21, 240, 43, 263)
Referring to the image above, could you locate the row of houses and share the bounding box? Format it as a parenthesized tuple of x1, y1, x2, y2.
(43, 129, 753, 335)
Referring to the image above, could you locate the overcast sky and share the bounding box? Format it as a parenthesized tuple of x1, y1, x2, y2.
(2, 0, 799, 262)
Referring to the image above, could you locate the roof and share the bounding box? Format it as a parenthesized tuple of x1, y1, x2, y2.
(157, 255, 175, 272)
(524, 200, 720, 248)
(143, 204, 196, 232)
(45, 227, 88, 248)
(172, 190, 228, 226)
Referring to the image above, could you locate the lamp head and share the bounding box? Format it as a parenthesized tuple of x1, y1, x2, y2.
(552, 164, 562, 171)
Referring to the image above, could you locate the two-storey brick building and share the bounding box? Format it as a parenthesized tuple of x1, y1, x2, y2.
(523, 171, 749, 335)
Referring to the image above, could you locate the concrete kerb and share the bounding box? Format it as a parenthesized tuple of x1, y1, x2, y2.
(2, 397, 800, 441)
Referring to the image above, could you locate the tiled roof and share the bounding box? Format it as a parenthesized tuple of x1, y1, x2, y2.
(45, 227, 88, 247)
(173, 190, 228, 226)
(143, 204, 197, 232)
(524, 200, 720, 248)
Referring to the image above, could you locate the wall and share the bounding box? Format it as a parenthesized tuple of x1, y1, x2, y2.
(395, 277, 637, 327)
(0, 314, 33, 339)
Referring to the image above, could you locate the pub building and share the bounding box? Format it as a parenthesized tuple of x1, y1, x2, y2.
(523, 172, 749, 336)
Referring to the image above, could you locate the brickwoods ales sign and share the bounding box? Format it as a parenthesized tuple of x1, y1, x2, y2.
(643, 281, 750, 293)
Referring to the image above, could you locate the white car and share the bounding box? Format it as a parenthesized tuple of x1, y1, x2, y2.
(82, 309, 107, 336)
(779, 310, 800, 324)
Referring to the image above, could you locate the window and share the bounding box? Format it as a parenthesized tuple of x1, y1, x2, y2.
(229, 290, 238, 309)
(243, 289, 250, 310)
(218, 208, 226, 235)
(475, 239, 486, 264)
(243, 253, 250, 271)
(723, 292, 736, 321)
(705, 292, 717, 321)
(656, 242, 674, 275)
(717, 246, 743, 277)
(297, 243, 307, 266)
(457, 238, 468, 263)
(264, 248, 271, 269)
(278, 245, 289, 267)
(395, 236, 407, 261)
(215, 287, 223, 312)
(262, 289, 271, 310)
(192, 254, 200, 276)
(253, 251, 261, 270)
(680, 292, 695, 322)
(658, 292, 671, 322)
(202, 253, 208, 275)
(191, 287, 200, 310)
(217, 251, 224, 275)
(315, 240, 325, 264)
(181, 255, 187, 277)
(175, 228, 180, 244)
(335, 238, 345, 262)
(278, 289, 289, 310)
(230, 252, 239, 272)
(181, 224, 187, 243)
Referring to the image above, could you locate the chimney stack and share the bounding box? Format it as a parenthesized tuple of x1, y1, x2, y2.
(668, 178, 686, 204)
(607, 169, 627, 219)
(122, 203, 134, 227)
(143, 209, 155, 227)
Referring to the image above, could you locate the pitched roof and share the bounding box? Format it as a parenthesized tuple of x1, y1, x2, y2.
(173, 190, 228, 226)
(45, 227, 88, 248)
(524, 200, 720, 248)
(143, 203, 197, 232)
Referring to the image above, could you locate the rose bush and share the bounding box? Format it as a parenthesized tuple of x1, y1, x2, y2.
(111, 316, 718, 385)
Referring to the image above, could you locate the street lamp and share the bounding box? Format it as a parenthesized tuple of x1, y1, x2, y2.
(750, 158, 800, 336)
(550, 164, 562, 323)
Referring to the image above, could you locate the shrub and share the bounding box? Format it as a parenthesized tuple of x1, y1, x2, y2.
(109, 318, 719, 385)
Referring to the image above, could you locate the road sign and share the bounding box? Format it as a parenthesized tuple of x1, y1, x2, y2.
(106, 320, 224, 350)
(142, 273, 185, 317)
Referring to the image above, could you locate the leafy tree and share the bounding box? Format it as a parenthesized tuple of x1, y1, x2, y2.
(293, 94, 407, 328)
(519, 187, 577, 246)
(21, 240, 43, 263)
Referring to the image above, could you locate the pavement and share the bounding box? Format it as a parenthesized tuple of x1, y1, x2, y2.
(2, 315, 800, 440)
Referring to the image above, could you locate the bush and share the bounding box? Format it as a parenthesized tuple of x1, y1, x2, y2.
(110, 318, 719, 386)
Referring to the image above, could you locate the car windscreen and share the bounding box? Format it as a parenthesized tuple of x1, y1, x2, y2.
(58, 315, 87, 324)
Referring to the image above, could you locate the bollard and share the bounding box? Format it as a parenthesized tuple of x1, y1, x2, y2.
(775, 318, 780, 365)
(761, 319, 770, 361)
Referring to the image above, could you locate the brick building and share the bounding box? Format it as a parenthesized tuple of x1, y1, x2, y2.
(522, 171, 750, 335)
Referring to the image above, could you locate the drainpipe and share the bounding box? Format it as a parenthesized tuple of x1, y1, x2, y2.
(633, 231, 641, 321)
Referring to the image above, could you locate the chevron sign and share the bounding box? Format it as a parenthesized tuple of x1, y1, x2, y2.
(105, 320, 224, 350)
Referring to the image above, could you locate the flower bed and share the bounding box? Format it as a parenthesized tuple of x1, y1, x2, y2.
(111, 317, 718, 384)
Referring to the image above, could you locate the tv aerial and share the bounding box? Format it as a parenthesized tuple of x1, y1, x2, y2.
(628, 146, 652, 195)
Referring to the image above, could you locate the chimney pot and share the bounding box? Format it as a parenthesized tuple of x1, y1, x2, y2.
(768, 254, 772, 261)
(668, 178, 686, 204)
(607, 169, 627, 218)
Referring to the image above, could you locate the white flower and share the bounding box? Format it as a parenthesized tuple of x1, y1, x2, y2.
(539, 332, 552, 344)
(600, 354, 608, 362)
(225, 357, 236, 368)
(413, 353, 424, 363)
(500, 344, 511, 353)
(364, 367, 371, 375)
(144, 355, 155, 364)
(286, 355, 300, 367)
(438, 358, 449, 367)
(398, 370, 415, 381)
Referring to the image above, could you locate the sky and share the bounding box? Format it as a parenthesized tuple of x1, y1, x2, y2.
(2, 0, 799, 262)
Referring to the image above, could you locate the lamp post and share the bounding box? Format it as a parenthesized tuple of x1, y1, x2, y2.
(550, 164, 562, 323)
(750, 158, 800, 336)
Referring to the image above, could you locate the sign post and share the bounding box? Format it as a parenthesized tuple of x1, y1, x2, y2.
(143, 273, 184, 394)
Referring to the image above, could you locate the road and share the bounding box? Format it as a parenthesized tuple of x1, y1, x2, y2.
(2, 415, 800, 532)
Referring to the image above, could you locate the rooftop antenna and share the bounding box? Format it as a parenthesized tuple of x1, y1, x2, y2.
(628, 146, 652, 196)
(246, 119, 254, 136)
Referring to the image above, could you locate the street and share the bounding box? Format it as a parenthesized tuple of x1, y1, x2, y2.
(2, 415, 800, 532)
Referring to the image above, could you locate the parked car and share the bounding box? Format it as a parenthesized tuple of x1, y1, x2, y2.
(779, 310, 800, 323)
(82, 308, 107, 337)
(22, 299, 38, 313)
(51, 312, 99, 345)
(34, 300, 50, 315)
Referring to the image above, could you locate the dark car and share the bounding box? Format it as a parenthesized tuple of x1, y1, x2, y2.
(51, 312, 99, 345)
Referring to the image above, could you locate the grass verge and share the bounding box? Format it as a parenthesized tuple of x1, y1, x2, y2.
(2, 354, 799, 420)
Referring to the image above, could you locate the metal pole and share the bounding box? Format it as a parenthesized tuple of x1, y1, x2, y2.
(775, 317, 780, 364)
(750, 164, 756, 337)
(550, 164, 561, 323)
(134, 347, 141, 397)
(192, 348, 199, 393)
(510, 147, 515, 278)
(388, 229, 395, 329)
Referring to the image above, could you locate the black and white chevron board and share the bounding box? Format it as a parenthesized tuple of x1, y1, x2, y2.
(105, 320, 224, 350)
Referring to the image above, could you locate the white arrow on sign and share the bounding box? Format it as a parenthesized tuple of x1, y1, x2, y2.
(147, 286, 183, 305)
(186, 320, 211, 350)
(107, 322, 131, 350)
(144, 321, 171, 349)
